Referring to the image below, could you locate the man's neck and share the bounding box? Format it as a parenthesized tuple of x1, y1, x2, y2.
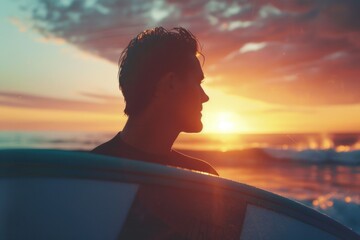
(120, 114, 180, 156)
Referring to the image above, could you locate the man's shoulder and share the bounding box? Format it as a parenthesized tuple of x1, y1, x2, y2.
(171, 150, 219, 176)
(92, 141, 112, 153)
(90, 133, 218, 176)
(91, 135, 121, 157)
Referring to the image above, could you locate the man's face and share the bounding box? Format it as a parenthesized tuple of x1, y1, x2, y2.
(171, 56, 209, 133)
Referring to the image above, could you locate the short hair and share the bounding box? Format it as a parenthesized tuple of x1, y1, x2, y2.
(118, 27, 203, 116)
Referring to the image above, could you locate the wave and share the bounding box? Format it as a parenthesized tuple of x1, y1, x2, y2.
(2, 131, 360, 165)
(264, 148, 360, 165)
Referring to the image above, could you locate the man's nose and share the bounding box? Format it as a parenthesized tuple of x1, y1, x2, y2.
(201, 87, 209, 103)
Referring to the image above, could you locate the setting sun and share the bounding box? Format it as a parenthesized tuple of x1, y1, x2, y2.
(202, 111, 252, 133)
(217, 112, 235, 133)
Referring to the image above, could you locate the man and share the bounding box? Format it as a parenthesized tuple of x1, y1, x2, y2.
(91, 27, 218, 176)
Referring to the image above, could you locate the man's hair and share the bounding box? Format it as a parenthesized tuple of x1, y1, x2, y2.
(118, 27, 202, 116)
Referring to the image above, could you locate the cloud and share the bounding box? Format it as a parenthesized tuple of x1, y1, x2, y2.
(9, 17, 28, 32)
(243, 107, 317, 115)
(0, 91, 123, 114)
(20, 0, 360, 105)
(240, 42, 267, 54)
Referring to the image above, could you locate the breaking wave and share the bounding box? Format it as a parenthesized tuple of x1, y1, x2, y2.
(265, 148, 360, 165)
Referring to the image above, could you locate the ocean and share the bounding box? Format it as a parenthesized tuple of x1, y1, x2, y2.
(1, 131, 360, 234)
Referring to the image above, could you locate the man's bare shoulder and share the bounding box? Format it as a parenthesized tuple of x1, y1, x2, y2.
(171, 150, 219, 176)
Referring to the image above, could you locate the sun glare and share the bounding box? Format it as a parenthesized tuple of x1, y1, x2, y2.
(217, 112, 235, 133)
(202, 110, 252, 134)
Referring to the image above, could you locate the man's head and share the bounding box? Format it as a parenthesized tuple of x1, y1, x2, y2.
(118, 27, 209, 132)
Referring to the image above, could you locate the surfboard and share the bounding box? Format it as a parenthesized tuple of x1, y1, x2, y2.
(0, 149, 359, 240)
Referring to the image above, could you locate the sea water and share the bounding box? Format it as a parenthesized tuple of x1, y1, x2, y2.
(1, 131, 359, 234)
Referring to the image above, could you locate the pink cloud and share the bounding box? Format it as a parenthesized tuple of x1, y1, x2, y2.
(20, 0, 360, 105)
(0, 91, 123, 113)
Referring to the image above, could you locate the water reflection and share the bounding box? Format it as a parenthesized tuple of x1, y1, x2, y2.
(217, 164, 360, 203)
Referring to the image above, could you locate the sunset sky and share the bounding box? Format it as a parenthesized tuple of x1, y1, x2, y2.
(1, 0, 360, 134)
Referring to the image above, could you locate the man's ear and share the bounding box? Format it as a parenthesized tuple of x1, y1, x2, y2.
(155, 72, 178, 97)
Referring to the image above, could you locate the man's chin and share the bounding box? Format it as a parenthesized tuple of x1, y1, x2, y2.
(182, 122, 203, 133)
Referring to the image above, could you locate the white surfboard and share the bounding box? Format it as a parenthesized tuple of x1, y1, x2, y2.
(0, 149, 359, 240)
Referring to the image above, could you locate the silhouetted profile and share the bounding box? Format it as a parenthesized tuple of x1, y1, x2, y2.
(91, 27, 218, 176)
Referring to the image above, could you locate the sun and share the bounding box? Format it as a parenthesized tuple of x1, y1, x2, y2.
(202, 111, 251, 133)
(216, 112, 235, 133)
